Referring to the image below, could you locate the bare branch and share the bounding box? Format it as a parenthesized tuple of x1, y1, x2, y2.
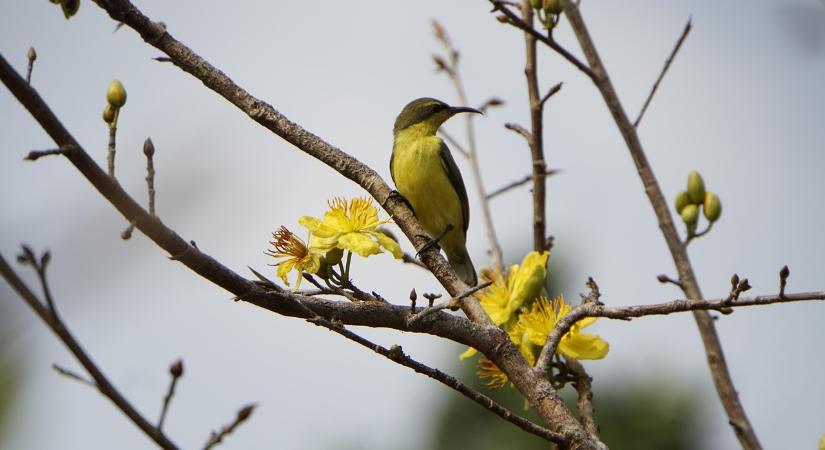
(158, 359, 183, 432)
(486, 169, 559, 199)
(433, 21, 505, 269)
(52, 363, 95, 387)
(25, 145, 77, 161)
(504, 122, 532, 144)
(202, 404, 256, 450)
(0, 252, 179, 450)
(634, 18, 692, 128)
(540, 81, 563, 106)
(560, 2, 762, 447)
(489, 0, 596, 81)
(565, 359, 599, 438)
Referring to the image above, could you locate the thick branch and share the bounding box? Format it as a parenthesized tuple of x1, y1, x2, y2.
(560, 2, 762, 448)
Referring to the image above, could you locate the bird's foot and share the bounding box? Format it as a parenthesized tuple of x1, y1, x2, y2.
(415, 223, 455, 258)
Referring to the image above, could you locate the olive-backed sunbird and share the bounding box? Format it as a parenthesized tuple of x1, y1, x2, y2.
(390, 98, 479, 286)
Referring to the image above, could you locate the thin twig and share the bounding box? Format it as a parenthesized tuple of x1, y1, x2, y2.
(634, 18, 692, 128)
(565, 358, 599, 438)
(504, 122, 532, 143)
(24, 145, 77, 161)
(433, 20, 505, 270)
(438, 129, 469, 158)
(520, 2, 551, 252)
(202, 404, 256, 450)
(158, 359, 183, 432)
(560, 2, 762, 447)
(144, 137, 156, 215)
(540, 81, 563, 106)
(487, 169, 559, 199)
(407, 281, 492, 326)
(52, 363, 95, 387)
(0, 251, 179, 450)
(107, 110, 119, 178)
(489, 0, 596, 81)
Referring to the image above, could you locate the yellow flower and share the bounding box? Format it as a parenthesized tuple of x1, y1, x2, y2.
(460, 251, 549, 361)
(513, 295, 609, 361)
(477, 359, 509, 389)
(265, 226, 321, 289)
(477, 250, 550, 327)
(299, 197, 403, 259)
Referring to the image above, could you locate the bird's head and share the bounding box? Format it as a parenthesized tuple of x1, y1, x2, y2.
(393, 98, 481, 137)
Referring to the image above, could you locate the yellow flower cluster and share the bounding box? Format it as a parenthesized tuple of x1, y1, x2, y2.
(461, 251, 609, 387)
(266, 197, 402, 289)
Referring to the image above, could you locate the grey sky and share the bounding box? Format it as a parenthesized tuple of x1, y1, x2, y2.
(2, 1, 824, 449)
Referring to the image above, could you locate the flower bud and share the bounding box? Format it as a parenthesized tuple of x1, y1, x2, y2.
(324, 247, 344, 266)
(687, 170, 705, 204)
(680, 204, 699, 227)
(703, 192, 721, 222)
(529, 0, 542, 9)
(61, 0, 80, 19)
(106, 79, 127, 108)
(102, 104, 116, 124)
(28, 47, 37, 62)
(543, 0, 564, 15)
(169, 359, 183, 377)
(674, 191, 691, 214)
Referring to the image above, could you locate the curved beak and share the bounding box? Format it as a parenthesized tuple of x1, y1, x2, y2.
(448, 105, 483, 116)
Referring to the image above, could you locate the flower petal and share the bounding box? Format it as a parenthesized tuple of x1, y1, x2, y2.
(369, 231, 403, 259)
(559, 333, 609, 360)
(459, 347, 478, 361)
(338, 232, 381, 257)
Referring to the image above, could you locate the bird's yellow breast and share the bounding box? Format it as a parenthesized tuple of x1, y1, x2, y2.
(391, 133, 464, 252)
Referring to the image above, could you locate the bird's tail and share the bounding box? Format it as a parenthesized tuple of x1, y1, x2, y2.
(446, 247, 478, 286)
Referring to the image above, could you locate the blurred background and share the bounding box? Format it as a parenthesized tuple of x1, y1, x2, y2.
(2, 1, 824, 449)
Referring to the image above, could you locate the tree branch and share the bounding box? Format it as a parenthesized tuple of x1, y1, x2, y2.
(559, 2, 762, 447)
(433, 20, 505, 270)
(0, 252, 179, 450)
(634, 18, 692, 128)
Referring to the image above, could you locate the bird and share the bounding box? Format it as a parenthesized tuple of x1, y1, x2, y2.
(390, 97, 479, 286)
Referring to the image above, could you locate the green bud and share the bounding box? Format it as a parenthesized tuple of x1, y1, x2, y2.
(543, 0, 564, 15)
(61, 0, 80, 19)
(106, 79, 127, 108)
(687, 170, 705, 204)
(674, 191, 691, 214)
(324, 247, 344, 266)
(102, 104, 116, 124)
(314, 259, 331, 280)
(703, 192, 722, 222)
(680, 203, 699, 227)
(529, 0, 542, 9)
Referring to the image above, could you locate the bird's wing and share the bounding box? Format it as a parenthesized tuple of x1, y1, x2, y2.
(439, 140, 470, 234)
(390, 145, 397, 185)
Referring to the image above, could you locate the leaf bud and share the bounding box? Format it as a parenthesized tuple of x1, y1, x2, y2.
(143, 138, 155, 157)
(680, 203, 699, 227)
(674, 191, 691, 214)
(106, 79, 127, 108)
(703, 192, 721, 222)
(27, 47, 37, 62)
(687, 170, 705, 204)
(102, 104, 116, 124)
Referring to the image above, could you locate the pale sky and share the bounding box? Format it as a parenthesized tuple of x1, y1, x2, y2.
(2, 1, 824, 449)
